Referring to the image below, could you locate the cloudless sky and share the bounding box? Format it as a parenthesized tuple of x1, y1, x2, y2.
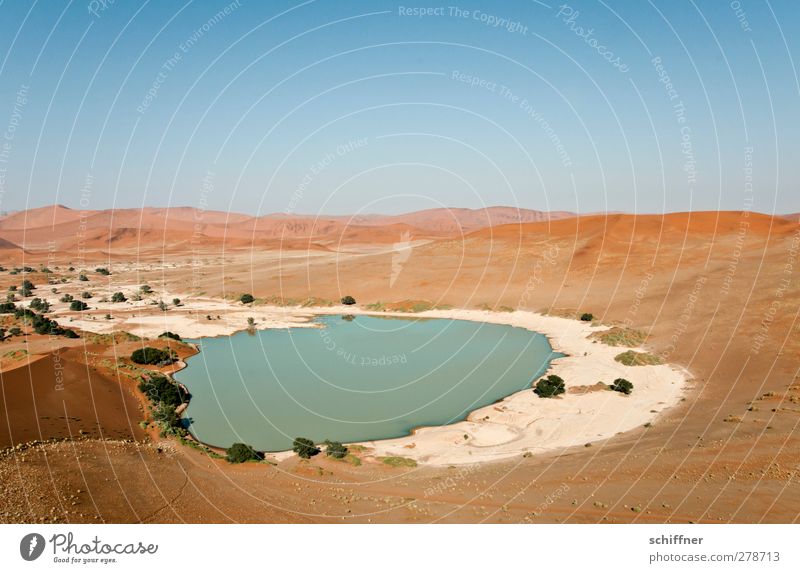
(0, 0, 798, 216)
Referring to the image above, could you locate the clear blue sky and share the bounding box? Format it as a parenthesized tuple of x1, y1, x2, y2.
(0, 0, 797, 215)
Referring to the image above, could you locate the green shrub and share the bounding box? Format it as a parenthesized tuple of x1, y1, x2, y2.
(580, 313, 594, 321)
(78, 274, 89, 282)
(240, 293, 255, 304)
(111, 291, 127, 303)
(60, 293, 74, 303)
(29, 298, 50, 312)
(533, 374, 566, 398)
(610, 378, 634, 395)
(341, 295, 356, 305)
(130, 347, 175, 365)
(226, 443, 259, 463)
(323, 440, 348, 459)
(95, 267, 111, 276)
(137, 374, 187, 408)
(292, 437, 320, 459)
(69, 300, 89, 311)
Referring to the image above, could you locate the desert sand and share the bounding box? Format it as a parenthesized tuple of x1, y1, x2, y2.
(0, 206, 798, 524)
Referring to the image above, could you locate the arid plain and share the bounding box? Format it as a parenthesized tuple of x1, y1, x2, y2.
(0, 204, 798, 523)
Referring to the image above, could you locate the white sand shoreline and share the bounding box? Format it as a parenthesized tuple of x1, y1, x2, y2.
(58, 298, 690, 467)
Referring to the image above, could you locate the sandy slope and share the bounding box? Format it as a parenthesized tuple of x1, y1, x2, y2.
(0, 208, 798, 523)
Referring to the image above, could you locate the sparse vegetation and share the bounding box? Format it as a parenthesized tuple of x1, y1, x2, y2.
(591, 327, 646, 347)
(380, 456, 417, 468)
(60, 293, 74, 303)
(78, 274, 89, 282)
(95, 267, 111, 276)
(292, 437, 320, 459)
(533, 374, 566, 398)
(81, 291, 92, 299)
(614, 350, 663, 366)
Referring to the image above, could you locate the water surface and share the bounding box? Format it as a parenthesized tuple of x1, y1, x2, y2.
(176, 315, 561, 451)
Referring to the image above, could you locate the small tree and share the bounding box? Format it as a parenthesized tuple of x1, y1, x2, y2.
(111, 291, 127, 303)
(292, 437, 320, 459)
(30, 298, 50, 312)
(81, 291, 92, 299)
(60, 293, 74, 303)
(226, 443, 259, 464)
(172, 298, 181, 307)
(533, 374, 566, 398)
(78, 274, 89, 282)
(95, 267, 111, 276)
(140, 285, 152, 294)
(240, 293, 255, 304)
(324, 440, 348, 459)
(610, 378, 634, 395)
(580, 313, 593, 322)
(341, 295, 356, 305)
(20, 280, 35, 297)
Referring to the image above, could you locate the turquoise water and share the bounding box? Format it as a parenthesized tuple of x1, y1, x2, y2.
(176, 315, 561, 451)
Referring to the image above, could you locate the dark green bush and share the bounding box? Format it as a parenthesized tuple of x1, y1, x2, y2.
(130, 347, 175, 365)
(69, 300, 89, 311)
(580, 313, 594, 322)
(138, 374, 188, 408)
(610, 378, 634, 395)
(341, 295, 356, 305)
(240, 293, 255, 304)
(533, 374, 566, 398)
(111, 291, 127, 303)
(95, 267, 111, 276)
(292, 437, 320, 459)
(226, 443, 259, 464)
